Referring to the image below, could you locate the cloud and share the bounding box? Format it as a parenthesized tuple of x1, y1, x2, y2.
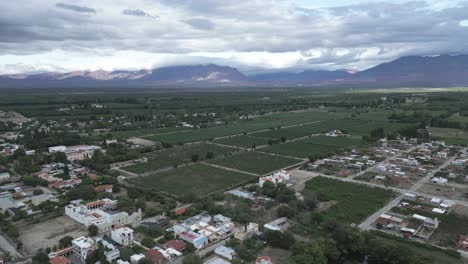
(183, 18, 215, 30)
(55, 3, 96, 14)
(1, 0, 468, 73)
(122, 9, 157, 18)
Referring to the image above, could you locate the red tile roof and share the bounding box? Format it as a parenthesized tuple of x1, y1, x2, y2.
(94, 184, 113, 192)
(164, 240, 186, 252)
(146, 249, 166, 264)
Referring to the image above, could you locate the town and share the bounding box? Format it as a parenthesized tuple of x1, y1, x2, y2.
(0, 89, 467, 264)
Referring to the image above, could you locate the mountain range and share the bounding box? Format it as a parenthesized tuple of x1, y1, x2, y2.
(1, 54, 468, 88)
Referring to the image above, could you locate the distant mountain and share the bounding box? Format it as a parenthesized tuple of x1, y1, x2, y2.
(352, 54, 468, 87)
(2, 55, 468, 88)
(251, 70, 352, 85)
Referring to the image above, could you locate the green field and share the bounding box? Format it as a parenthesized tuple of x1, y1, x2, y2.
(110, 127, 191, 139)
(207, 151, 302, 175)
(144, 110, 341, 144)
(303, 177, 395, 224)
(213, 135, 269, 148)
(260, 136, 366, 159)
(124, 143, 238, 174)
(134, 163, 255, 196)
(430, 127, 468, 146)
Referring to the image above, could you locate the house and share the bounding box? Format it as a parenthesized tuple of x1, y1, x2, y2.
(178, 231, 208, 250)
(436, 152, 448, 159)
(213, 214, 231, 224)
(48, 145, 101, 161)
(111, 227, 134, 246)
(130, 254, 146, 264)
(214, 246, 235, 260)
(164, 240, 186, 253)
(431, 177, 448, 184)
(458, 235, 468, 251)
(204, 257, 231, 264)
(65, 199, 142, 233)
(95, 238, 120, 262)
(146, 249, 166, 264)
(234, 222, 259, 241)
(0, 172, 10, 182)
(95, 184, 113, 193)
(256, 256, 272, 264)
(71, 237, 96, 262)
(412, 214, 439, 229)
(264, 217, 289, 232)
(258, 170, 291, 187)
(49, 178, 81, 190)
(403, 193, 417, 201)
(49, 256, 71, 264)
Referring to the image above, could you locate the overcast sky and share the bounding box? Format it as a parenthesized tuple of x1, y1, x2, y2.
(1, 0, 468, 74)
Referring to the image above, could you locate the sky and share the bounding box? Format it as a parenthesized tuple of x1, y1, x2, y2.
(1, 0, 468, 74)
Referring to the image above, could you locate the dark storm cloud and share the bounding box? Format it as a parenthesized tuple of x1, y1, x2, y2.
(184, 18, 215, 30)
(55, 3, 96, 13)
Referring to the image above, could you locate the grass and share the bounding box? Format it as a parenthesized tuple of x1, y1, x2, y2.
(303, 177, 395, 224)
(430, 127, 468, 146)
(134, 163, 255, 196)
(260, 142, 341, 159)
(144, 110, 341, 144)
(260, 136, 366, 159)
(370, 231, 461, 264)
(123, 143, 238, 174)
(207, 151, 302, 175)
(213, 135, 269, 148)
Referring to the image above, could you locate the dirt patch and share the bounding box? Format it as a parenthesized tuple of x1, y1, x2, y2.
(259, 246, 291, 264)
(17, 216, 87, 256)
(316, 200, 337, 213)
(127, 137, 160, 147)
(416, 183, 468, 201)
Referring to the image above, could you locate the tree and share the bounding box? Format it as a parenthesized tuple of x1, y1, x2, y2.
(303, 189, 318, 209)
(59, 236, 73, 248)
(206, 152, 214, 159)
(182, 254, 203, 264)
(280, 136, 287, 142)
(88, 224, 98, 236)
(277, 205, 296, 218)
(32, 250, 49, 264)
(264, 230, 295, 249)
(141, 237, 156, 248)
(138, 258, 153, 264)
(191, 154, 199, 162)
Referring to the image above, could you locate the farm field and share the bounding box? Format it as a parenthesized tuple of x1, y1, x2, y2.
(430, 127, 468, 146)
(251, 122, 328, 140)
(260, 135, 366, 159)
(144, 110, 341, 144)
(207, 151, 302, 175)
(133, 163, 255, 196)
(260, 142, 340, 159)
(110, 127, 191, 139)
(213, 135, 269, 148)
(123, 143, 238, 174)
(303, 177, 395, 224)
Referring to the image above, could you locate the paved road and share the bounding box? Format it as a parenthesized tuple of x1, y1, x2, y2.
(0, 233, 22, 259)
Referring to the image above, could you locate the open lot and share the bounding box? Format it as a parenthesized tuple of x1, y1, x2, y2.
(207, 151, 302, 175)
(302, 177, 395, 224)
(133, 163, 256, 196)
(123, 143, 238, 174)
(17, 216, 87, 256)
(416, 183, 468, 201)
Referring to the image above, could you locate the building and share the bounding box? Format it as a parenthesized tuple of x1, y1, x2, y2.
(436, 152, 448, 159)
(258, 170, 291, 187)
(0, 172, 10, 182)
(146, 249, 166, 264)
(65, 199, 142, 233)
(458, 235, 468, 251)
(164, 240, 186, 252)
(111, 227, 134, 246)
(130, 254, 146, 264)
(48, 145, 101, 161)
(71, 237, 96, 262)
(214, 246, 235, 260)
(204, 256, 231, 264)
(178, 231, 209, 250)
(96, 238, 120, 262)
(95, 184, 113, 193)
(49, 178, 81, 190)
(431, 177, 448, 184)
(264, 217, 289, 232)
(49, 256, 71, 264)
(256, 256, 272, 264)
(234, 222, 259, 241)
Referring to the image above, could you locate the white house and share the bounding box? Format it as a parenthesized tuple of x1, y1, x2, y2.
(130, 254, 145, 264)
(214, 246, 235, 260)
(259, 170, 291, 187)
(431, 177, 448, 184)
(111, 227, 134, 246)
(264, 217, 289, 232)
(72, 237, 96, 262)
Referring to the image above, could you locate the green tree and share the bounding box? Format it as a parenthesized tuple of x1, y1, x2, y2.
(88, 224, 98, 236)
(59, 236, 73, 248)
(182, 254, 203, 264)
